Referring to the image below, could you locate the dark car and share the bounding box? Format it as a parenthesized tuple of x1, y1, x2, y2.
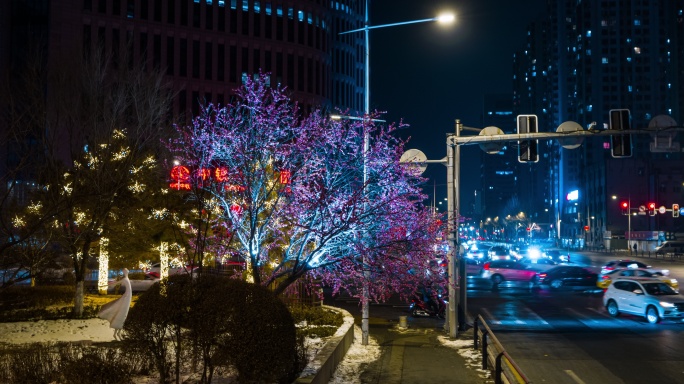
(536, 266, 598, 289)
(542, 248, 570, 263)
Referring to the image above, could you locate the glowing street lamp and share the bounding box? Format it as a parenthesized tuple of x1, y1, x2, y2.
(339, 2, 455, 345)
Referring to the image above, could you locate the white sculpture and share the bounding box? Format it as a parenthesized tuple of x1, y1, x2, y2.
(98, 268, 132, 340)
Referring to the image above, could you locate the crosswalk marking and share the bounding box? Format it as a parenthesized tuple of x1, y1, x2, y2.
(480, 305, 649, 330)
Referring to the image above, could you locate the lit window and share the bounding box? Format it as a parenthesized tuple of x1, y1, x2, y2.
(603, 142, 610, 150)
(627, 57, 632, 62)
(628, 85, 633, 92)
(254, 1, 260, 13)
(586, 30, 591, 37)
(633, 47, 641, 54)
(602, 57, 608, 64)
(298, 10, 304, 22)
(265, 2, 271, 15)
(634, 19, 641, 26)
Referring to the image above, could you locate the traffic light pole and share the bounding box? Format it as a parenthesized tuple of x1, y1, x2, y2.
(436, 120, 684, 338)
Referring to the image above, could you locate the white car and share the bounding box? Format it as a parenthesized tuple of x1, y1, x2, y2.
(145, 263, 198, 278)
(603, 277, 684, 324)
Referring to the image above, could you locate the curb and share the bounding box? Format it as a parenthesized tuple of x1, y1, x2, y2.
(295, 305, 354, 384)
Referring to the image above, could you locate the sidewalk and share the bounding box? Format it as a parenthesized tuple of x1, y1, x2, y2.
(353, 317, 491, 384)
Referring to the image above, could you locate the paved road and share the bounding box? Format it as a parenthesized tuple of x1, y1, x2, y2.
(467, 251, 684, 384)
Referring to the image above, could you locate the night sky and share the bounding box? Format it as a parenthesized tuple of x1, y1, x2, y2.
(367, 0, 547, 209)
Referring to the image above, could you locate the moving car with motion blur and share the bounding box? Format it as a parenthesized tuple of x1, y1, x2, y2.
(518, 257, 558, 272)
(535, 266, 597, 289)
(600, 259, 669, 276)
(597, 268, 678, 290)
(481, 260, 538, 287)
(465, 244, 489, 260)
(488, 246, 512, 260)
(603, 277, 684, 324)
(542, 248, 570, 263)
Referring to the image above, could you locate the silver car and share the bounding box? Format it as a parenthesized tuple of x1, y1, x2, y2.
(603, 277, 684, 324)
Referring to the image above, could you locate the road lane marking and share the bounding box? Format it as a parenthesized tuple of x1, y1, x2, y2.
(564, 369, 587, 384)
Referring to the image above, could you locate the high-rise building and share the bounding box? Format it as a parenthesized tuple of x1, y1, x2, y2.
(514, 0, 684, 247)
(0, 0, 368, 203)
(0, 0, 366, 120)
(480, 95, 515, 216)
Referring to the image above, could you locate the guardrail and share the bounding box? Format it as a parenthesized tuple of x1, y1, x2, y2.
(473, 315, 531, 384)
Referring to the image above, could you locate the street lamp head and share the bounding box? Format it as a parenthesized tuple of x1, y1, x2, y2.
(436, 13, 455, 24)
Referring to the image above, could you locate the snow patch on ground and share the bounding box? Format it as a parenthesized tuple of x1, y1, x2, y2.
(438, 335, 492, 380)
(328, 324, 381, 384)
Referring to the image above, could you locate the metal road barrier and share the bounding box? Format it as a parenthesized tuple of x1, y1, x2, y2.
(473, 315, 531, 384)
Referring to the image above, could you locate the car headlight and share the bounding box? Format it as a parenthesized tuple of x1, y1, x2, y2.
(660, 302, 675, 308)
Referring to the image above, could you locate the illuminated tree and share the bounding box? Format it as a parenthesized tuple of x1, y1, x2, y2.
(19, 47, 174, 315)
(169, 74, 445, 300)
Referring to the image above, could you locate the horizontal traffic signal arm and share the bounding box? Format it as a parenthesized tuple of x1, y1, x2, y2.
(448, 127, 684, 146)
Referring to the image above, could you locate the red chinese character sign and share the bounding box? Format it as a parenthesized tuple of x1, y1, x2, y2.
(169, 165, 191, 190)
(169, 165, 285, 193)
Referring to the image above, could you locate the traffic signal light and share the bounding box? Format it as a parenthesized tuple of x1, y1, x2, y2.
(620, 201, 629, 215)
(609, 109, 632, 158)
(674, 204, 680, 218)
(517, 114, 539, 163)
(648, 202, 656, 216)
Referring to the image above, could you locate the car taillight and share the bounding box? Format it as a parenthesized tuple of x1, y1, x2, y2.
(602, 275, 610, 280)
(483, 262, 490, 270)
(538, 273, 547, 280)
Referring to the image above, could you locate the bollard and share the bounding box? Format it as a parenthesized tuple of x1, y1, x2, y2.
(398, 315, 408, 329)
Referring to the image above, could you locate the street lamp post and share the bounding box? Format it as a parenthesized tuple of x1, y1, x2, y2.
(339, 2, 454, 345)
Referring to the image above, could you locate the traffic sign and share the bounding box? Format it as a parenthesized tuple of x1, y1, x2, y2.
(658, 206, 667, 214)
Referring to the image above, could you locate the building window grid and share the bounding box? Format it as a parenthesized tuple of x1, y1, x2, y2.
(77, 0, 348, 115)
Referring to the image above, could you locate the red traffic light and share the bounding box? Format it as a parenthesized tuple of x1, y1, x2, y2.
(648, 202, 656, 209)
(584, 225, 590, 231)
(621, 202, 628, 209)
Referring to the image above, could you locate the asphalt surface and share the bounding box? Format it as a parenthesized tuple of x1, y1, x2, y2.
(323, 249, 684, 383)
